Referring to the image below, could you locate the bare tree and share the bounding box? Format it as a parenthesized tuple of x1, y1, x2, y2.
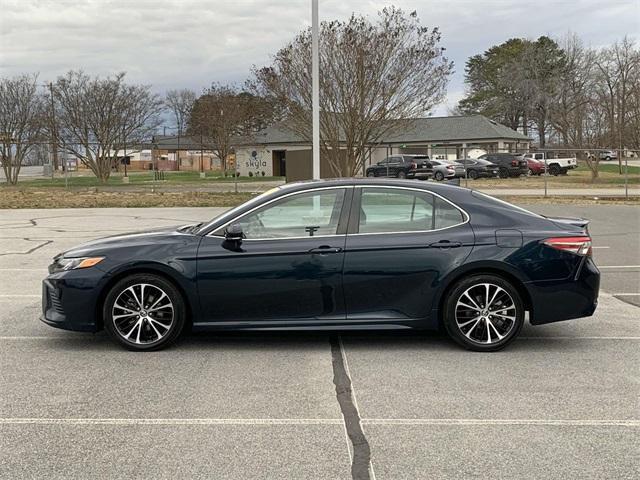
(165, 88, 196, 135)
(189, 84, 272, 172)
(0, 74, 45, 184)
(594, 37, 639, 164)
(252, 7, 453, 177)
(550, 34, 596, 147)
(53, 71, 162, 182)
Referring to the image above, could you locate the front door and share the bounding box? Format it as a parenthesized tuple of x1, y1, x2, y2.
(342, 186, 474, 325)
(196, 187, 352, 326)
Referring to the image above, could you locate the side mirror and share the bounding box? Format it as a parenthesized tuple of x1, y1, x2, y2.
(224, 223, 244, 242)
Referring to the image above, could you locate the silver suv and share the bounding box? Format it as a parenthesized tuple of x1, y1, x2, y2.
(599, 150, 617, 161)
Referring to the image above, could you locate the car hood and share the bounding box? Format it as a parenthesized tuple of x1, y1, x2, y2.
(59, 225, 193, 258)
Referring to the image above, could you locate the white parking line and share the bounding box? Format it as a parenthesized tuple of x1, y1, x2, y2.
(0, 269, 45, 272)
(0, 417, 635, 427)
(0, 418, 345, 426)
(519, 336, 640, 340)
(361, 419, 640, 427)
(0, 295, 40, 298)
(599, 265, 640, 269)
(612, 293, 640, 296)
(591, 246, 610, 249)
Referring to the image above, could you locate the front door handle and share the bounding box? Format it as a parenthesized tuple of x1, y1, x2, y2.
(309, 246, 343, 254)
(429, 240, 462, 249)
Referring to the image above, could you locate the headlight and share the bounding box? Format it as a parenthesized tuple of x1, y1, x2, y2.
(49, 256, 104, 274)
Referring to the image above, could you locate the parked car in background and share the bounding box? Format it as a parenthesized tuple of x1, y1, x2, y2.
(524, 152, 578, 176)
(430, 159, 466, 181)
(459, 158, 499, 179)
(366, 154, 432, 179)
(525, 158, 545, 176)
(598, 150, 617, 161)
(478, 153, 528, 178)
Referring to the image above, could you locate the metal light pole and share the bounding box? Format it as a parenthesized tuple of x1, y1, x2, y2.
(311, 0, 320, 180)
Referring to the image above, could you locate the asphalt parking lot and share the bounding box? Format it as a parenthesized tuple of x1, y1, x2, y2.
(0, 204, 638, 479)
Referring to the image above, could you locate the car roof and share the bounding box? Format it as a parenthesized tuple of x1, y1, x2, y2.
(277, 177, 468, 196)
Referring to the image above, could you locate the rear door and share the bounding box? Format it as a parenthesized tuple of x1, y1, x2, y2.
(342, 186, 474, 324)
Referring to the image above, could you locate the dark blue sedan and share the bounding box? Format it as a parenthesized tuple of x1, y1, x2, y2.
(41, 179, 600, 352)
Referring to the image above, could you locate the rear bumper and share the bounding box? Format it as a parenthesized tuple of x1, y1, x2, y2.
(527, 257, 600, 325)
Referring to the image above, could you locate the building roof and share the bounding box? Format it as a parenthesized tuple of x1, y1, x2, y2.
(381, 115, 530, 143)
(141, 115, 529, 150)
(247, 115, 529, 146)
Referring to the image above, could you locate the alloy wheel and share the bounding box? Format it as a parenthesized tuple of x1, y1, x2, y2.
(454, 283, 516, 345)
(112, 283, 174, 345)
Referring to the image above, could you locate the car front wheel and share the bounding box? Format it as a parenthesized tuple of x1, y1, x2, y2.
(498, 168, 509, 179)
(103, 273, 186, 351)
(366, 170, 376, 177)
(396, 171, 407, 179)
(443, 275, 524, 352)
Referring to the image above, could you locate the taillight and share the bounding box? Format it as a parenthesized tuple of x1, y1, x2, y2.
(543, 236, 592, 256)
(410, 162, 417, 169)
(511, 160, 518, 166)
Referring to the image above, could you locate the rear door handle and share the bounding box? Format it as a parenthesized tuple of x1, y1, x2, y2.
(309, 246, 343, 254)
(429, 240, 462, 249)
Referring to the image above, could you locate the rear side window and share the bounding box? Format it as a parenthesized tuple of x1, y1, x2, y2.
(357, 188, 466, 234)
(434, 197, 464, 229)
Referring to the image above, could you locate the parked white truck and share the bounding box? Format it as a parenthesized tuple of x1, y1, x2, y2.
(523, 152, 578, 176)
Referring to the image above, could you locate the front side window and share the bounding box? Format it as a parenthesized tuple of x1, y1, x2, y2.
(358, 188, 465, 234)
(219, 189, 346, 239)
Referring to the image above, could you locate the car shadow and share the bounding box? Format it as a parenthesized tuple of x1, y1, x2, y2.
(35, 328, 589, 354)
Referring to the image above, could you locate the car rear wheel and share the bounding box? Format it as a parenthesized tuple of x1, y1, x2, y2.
(548, 164, 560, 176)
(434, 171, 445, 181)
(468, 169, 479, 180)
(498, 167, 509, 179)
(366, 171, 376, 177)
(396, 171, 407, 179)
(103, 273, 186, 351)
(443, 274, 524, 352)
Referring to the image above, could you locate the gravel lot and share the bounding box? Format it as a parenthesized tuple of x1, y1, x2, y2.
(0, 205, 638, 479)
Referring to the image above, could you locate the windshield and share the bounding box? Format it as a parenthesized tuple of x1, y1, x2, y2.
(195, 187, 282, 234)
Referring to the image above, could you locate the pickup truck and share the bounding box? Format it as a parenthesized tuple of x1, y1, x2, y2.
(523, 152, 578, 176)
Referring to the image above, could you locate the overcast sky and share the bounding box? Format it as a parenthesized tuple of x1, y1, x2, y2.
(1, 0, 638, 117)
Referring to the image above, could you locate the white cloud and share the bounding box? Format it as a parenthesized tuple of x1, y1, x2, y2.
(1, 0, 637, 112)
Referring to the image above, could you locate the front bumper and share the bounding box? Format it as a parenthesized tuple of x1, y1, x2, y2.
(41, 269, 108, 332)
(527, 257, 600, 325)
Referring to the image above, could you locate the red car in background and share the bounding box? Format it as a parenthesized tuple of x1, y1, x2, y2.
(526, 158, 545, 176)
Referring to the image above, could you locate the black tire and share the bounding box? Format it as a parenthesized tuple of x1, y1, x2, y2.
(442, 274, 525, 352)
(468, 169, 479, 180)
(605, 156, 611, 161)
(396, 170, 407, 179)
(103, 273, 186, 351)
(366, 170, 376, 177)
(548, 164, 560, 176)
(527, 168, 534, 176)
(498, 167, 509, 179)
(434, 171, 445, 181)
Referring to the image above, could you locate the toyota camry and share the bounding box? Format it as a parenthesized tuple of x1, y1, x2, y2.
(41, 179, 600, 352)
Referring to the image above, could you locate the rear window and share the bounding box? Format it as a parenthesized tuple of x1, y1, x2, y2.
(470, 191, 542, 218)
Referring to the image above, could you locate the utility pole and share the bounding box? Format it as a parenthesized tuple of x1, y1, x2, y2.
(311, 0, 320, 180)
(48, 82, 59, 173)
(200, 132, 204, 177)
